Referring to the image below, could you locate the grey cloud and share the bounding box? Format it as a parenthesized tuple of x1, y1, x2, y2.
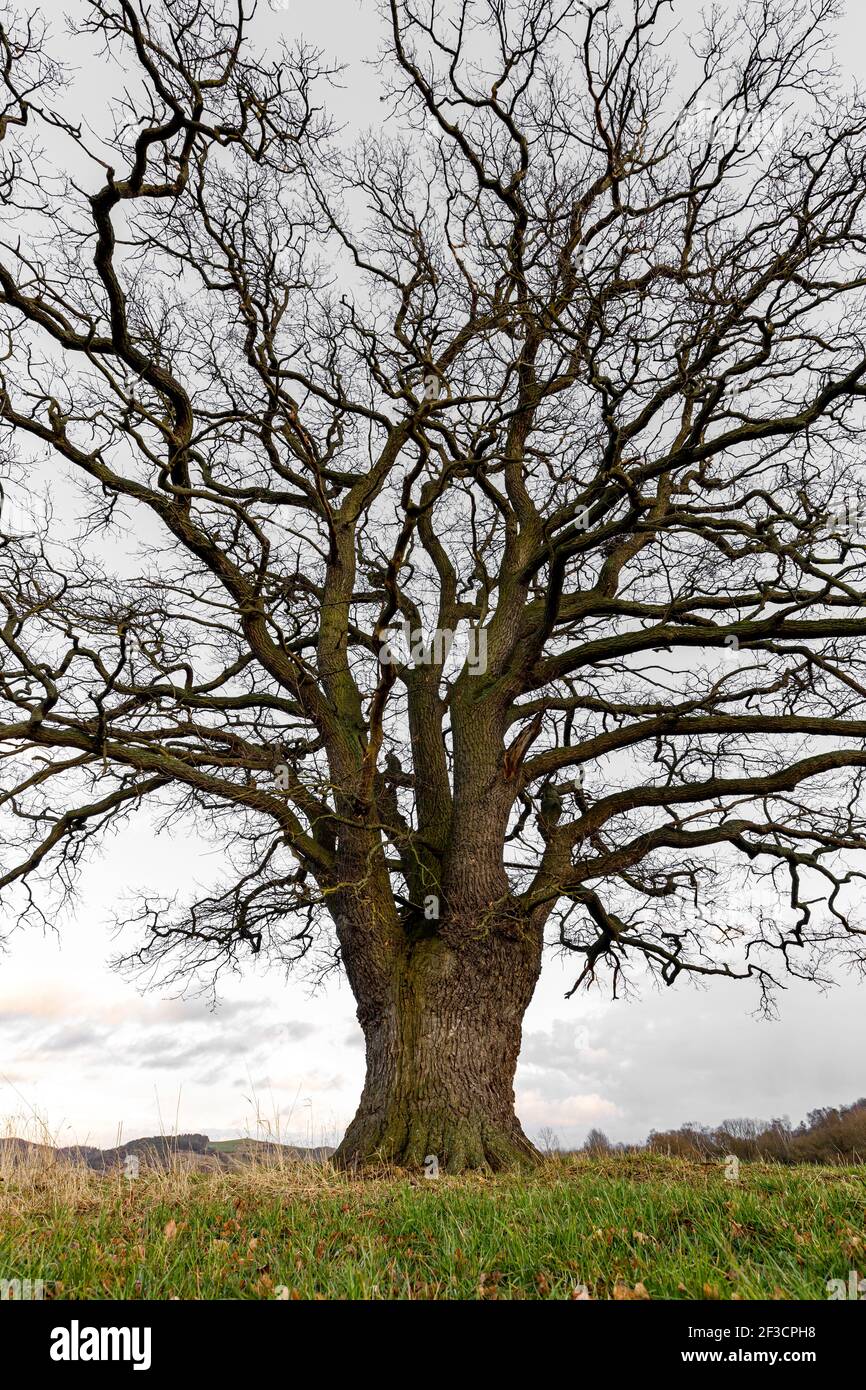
(282, 1021, 319, 1041)
(41, 1024, 109, 1054)
(516, 975, 866, 1146)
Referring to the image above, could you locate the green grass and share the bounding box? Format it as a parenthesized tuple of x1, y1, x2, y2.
(1, 1153, 864, 1299)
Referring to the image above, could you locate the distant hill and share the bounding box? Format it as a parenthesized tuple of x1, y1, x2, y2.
(208, 1137, 333, 1161)
(0, 1133, 334, 1171)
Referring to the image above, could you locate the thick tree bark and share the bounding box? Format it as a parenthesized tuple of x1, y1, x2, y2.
(333, 927, 543, 1172)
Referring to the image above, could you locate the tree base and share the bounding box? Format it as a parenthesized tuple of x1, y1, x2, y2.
(333, 934, 543, 1173)
(332, 1109, 541, 1174)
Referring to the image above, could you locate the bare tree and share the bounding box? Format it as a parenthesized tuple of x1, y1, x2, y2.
(538, 1125, 561, 1155)
(2, 0, 866, 1170)
(583, 1128, 612, 1155)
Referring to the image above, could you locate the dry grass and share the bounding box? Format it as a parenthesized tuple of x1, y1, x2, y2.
(1, 1136, 865, 1299)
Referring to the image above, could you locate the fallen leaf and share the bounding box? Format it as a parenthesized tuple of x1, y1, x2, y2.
(613, 1278, 650, 1300)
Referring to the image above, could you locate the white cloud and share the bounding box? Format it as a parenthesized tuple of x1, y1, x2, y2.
(517, 1089, 621, 1129)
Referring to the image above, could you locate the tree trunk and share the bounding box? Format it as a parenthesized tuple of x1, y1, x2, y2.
(333, 929, 542, 1173)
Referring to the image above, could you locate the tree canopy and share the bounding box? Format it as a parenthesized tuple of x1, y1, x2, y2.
(2, 0, 866, 1167)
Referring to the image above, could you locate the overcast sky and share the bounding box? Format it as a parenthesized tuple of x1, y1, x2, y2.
(2, 0, 866, 1152)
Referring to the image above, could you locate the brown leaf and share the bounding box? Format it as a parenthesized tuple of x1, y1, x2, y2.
(613, 1278, 650, 1300)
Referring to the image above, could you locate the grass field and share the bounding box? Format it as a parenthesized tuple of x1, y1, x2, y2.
(1, 1152, 864, 1300)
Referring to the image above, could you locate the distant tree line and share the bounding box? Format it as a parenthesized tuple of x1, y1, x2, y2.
(646, 1099, 866, 1165)
(545, 1098, 866, 1164)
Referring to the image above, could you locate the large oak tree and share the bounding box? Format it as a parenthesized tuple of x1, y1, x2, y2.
(2, 0, 866, 1169)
